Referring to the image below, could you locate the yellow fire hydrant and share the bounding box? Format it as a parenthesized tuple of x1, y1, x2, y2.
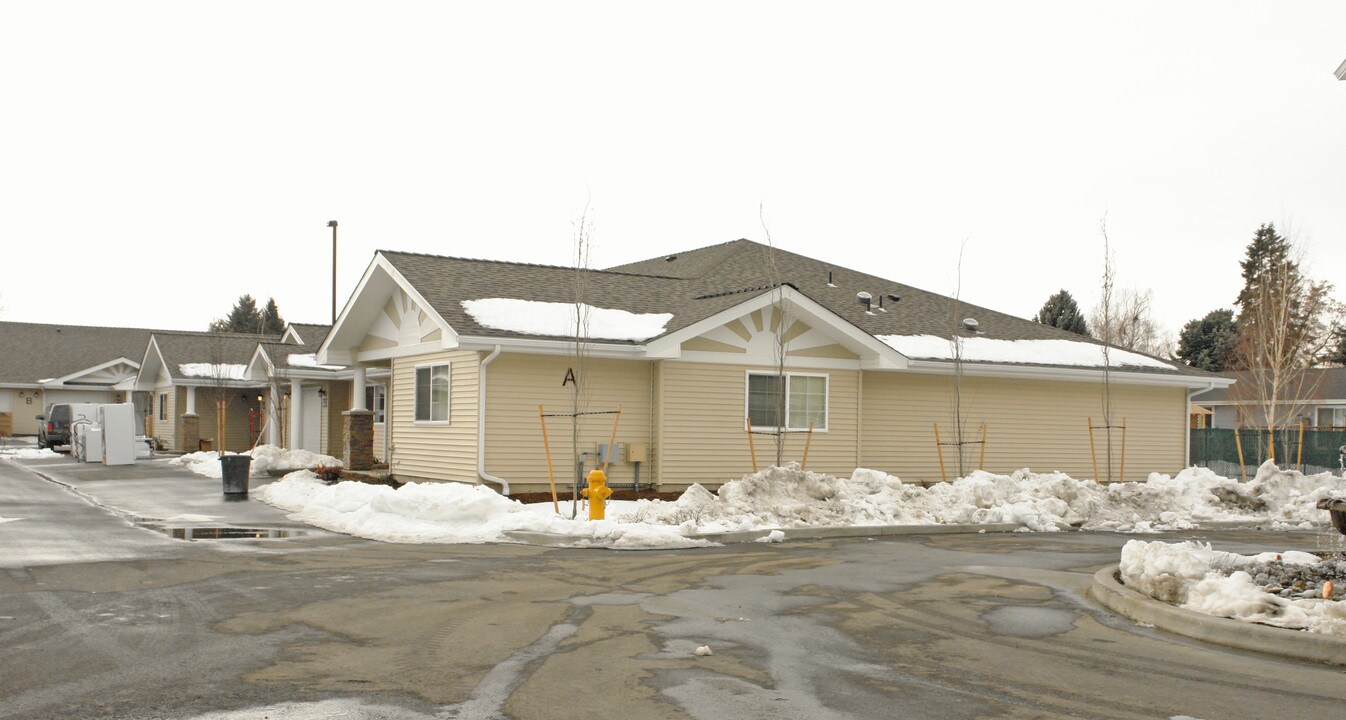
(580, 469, 613, 520)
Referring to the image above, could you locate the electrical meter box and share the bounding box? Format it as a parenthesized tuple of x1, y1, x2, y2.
(626, 442, 648, 463)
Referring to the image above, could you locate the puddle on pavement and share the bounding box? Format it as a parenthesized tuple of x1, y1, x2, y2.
(163, 527, 304, 540)
(980, 605, 1079, 638)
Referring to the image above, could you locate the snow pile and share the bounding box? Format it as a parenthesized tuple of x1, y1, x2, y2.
(461, 298, 673, 341)
(1120, 540, 1346, 634)
(0, 447, 61, 460)
(256, 471, 713, 550)
(878, 335, 1173, 370)
(178, 363, 248, 380)
(169, 445, 342, 478)
(619, 461, 1346, 534)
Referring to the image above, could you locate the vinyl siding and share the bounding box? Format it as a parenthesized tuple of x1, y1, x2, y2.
(859, 372, 1188, 482)
(657, 361, 861, 489)
(389, 350, 480, 483)
(4, 389, 42, 435)
(484, 354, 653, 494)
(150, 385, 176, 450)
(192, 387, 263, 452)
(324, 380, 350, 457)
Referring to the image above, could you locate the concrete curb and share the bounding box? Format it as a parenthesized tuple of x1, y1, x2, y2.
(1090, 565, 1346, 666)
(506, 522, 1024, 548)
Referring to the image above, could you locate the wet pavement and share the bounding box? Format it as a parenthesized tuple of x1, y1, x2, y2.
(2, 450, 1345, 719)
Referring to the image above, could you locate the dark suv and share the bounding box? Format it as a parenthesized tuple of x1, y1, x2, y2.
(36, 404, 75, 451)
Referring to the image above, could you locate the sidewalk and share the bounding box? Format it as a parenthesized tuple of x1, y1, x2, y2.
(10, 450, 309, 531)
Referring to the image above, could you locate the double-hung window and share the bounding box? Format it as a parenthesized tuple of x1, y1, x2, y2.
(365, 384, 386, 424)
(1318, 407, 1346, 428)
(415, 364, 450, 422)
(747, 372, 827, 431)
(158, 393, 167, 421)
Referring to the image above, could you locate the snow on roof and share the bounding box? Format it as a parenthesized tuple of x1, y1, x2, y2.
(878, 335, 1174, 370)
(178, 363, 248, 380)
(461, 298, 673, 342)
(287, 353, 344, 371)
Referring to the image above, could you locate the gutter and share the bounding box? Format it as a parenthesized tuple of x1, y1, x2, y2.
(1186, 381, 1218, 467)
(477, 345, 510, 495)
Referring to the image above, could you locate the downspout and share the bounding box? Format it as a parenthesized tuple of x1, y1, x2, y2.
(1186, 381, 1217, 468)
(477, 346, 510, 495)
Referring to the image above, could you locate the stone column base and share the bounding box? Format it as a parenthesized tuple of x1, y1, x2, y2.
(343, 410, 375, 471)
(181, 413, 200, 453)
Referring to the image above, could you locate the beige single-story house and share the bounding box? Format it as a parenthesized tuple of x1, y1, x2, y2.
(1193, 367, 1346, 430)
(0, 321, 157, 437)
(315, 240, 1232, 494)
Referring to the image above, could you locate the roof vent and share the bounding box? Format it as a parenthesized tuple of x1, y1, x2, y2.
(887, 293, 901, 303)
(857, 291, 874, 314)
(962, 318, 980, 332)
(665, 255, 678, 262)
(827, 270, 837, 288)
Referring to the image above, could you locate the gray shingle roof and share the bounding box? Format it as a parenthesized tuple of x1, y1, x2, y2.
(378, 239, 1215, 378)
(0, 321, 158, 384)
(287, 323, 332, 346)
(151, 330, 281, 381)
(1193, 367, 1346, 403)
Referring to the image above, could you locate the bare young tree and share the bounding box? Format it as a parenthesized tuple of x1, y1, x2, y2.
(946, 238, 974, 478)
(569, 203, 595, 516)
(1233, 240, 1334, 449)
(1096, 218, 1117, 482)
(759, 204, 790, 467)
(1089, 287, 1166, 357)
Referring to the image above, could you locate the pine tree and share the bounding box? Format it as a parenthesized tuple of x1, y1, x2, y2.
(1033, 289, 1089, 336)
(1328, 326, 1346, 366)
(1175, 309, 1237, 372)
(260, 298, 286, 335)
(210, 294, 263, 334)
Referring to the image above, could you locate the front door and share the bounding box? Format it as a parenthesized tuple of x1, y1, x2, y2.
(301, 386, 322, 452)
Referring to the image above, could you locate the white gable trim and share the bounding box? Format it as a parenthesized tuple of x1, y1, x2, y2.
(246, 344, 275, 381)
(643, 286, 909, 370)
(318, 252, 459, 365)
(38, 357, 142, 387)
(280, 325, 305, 344)
(133, 337, 172, 391)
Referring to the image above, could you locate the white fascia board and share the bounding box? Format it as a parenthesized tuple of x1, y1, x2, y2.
(356, 340, 461, 363)
(133, 337, 169, 392)
(901, 359, 1235, 389)
(318, 253, 460, 365)
(643, 286, 910, 368)
(677, 351, 860, 370)
(456, 335, 646, 359)
(268, 368, 355, 381)
(0, 383, 41, 389)
(176, 379, 269, 389)
(45, 357, 142, 386)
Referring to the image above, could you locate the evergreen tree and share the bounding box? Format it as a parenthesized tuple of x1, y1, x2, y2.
(1328, 326, 1346, 366)
(260, 297, 286, 335)
(1233, 222, 1333, 370)
(210, 294, 263, 334)
(1175, 309, 1238, 372)
(1033, 289, 1089, 336)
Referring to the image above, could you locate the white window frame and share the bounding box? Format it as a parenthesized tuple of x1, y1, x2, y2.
(744, 370, 829, 432)
(1317, 406, 1346, 428)
(414, 362, 451, 424)
(365, 383, 387, 425)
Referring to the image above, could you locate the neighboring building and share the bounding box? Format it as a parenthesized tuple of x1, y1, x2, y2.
(317, 240, 1231, 493)
(1192, 367, 1346, 429)
(0, 321, 157, 436)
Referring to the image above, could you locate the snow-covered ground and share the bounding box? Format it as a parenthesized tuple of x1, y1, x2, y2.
(169, 445, 342, 478)
(0, 447, 60, 460)
(1120, 540, 1346, 634)
(251, 459, 1346, 551)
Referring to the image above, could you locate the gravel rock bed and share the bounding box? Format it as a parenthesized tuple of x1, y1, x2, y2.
(1254, 553, 1346, 601)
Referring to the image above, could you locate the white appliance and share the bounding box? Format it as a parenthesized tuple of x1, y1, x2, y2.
(85, 427, 104, 462)
(99, 403, 135, 466)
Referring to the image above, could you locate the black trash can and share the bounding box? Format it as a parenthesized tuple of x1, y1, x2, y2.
(220, 455, 252, 498)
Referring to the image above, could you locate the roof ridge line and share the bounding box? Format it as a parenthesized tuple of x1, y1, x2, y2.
(378, 249, 685, 280)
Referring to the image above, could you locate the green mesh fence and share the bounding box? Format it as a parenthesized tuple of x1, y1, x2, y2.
(1190, 428, 1346, 476)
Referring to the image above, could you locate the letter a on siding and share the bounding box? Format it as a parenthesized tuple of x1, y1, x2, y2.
(562, 368, 576, 387)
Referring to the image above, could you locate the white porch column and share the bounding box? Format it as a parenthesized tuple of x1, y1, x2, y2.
(352, 366, 367, 411)
(185, 385, 196, 415)
(289, 379, 303, 450)
(266, 382, 280, 446)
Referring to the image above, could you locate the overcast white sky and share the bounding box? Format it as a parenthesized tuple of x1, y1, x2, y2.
(2, 1, 1343, 340)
